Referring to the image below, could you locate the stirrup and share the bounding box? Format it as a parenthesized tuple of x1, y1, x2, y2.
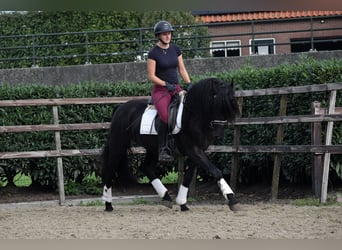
(158, 148, 174, 162)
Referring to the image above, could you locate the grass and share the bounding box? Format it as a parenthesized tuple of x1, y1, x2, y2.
(14, 173, 32, 187)
(292, 196, 342, 206)
(139, 170, 178, 184)
(0, 172, 32, 187)
(161, 171, 178, 184)
(79, 200, 103, 206)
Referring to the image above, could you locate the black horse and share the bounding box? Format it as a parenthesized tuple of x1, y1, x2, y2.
(101, 77, 240, 212)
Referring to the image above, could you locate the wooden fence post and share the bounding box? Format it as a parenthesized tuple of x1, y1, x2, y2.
(320, 90, 337, 203)
(271, 95, 287, 201)
(311, 101, 323, 198)
(53, 106, 65, 205)
(230, 97, 243, 190)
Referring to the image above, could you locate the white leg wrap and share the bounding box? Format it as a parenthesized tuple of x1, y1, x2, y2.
(218, 178, 234, 200)
(151, 178, 167, 198)
(176, 185, 188, 205)
(102, 185, 112, 203)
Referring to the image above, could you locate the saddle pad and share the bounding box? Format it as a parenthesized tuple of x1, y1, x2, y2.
(140, 95, 184, 135)
(140, 106, 158, 135)
(171, 99, 183, 134)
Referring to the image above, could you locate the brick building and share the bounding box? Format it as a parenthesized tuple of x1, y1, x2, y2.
(193, 11, 342, 56)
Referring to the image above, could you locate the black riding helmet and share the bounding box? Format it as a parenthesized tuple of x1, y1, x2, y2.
(153, 20, 174, 37)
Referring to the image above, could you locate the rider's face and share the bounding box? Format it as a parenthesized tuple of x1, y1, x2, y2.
(159, 32, 171, 44)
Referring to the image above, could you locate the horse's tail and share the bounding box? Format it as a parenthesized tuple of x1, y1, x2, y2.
(101, 104, 137, 188)
(100, 104, 120, 179)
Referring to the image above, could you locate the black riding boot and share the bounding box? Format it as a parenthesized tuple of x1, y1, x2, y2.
(158, 121, 174, 162)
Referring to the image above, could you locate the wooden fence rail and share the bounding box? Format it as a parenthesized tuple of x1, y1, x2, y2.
(0, 83, 341, 205)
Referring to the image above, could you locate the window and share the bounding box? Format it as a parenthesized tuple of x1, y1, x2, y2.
(249, 38, 275, 55)
(291, 36, 342, 53)
(210, 40, 241, 57)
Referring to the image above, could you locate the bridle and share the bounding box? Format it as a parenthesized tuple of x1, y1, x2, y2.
(210, 120, 231, 128)
(182, 91, 232, 130)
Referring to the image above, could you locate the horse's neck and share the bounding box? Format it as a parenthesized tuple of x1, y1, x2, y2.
(182, 110, 214, 146)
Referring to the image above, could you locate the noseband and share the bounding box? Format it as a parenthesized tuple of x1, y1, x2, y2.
(209, 120, 229, 128)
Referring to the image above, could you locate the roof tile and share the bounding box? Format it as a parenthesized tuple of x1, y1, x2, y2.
(196, 11, 342, 23)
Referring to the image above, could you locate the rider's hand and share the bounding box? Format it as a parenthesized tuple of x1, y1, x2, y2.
(165, 82, 176, 92)
(187, 82, 193, 91)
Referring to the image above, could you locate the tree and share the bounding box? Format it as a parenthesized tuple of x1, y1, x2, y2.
(0, 11, 210, 69)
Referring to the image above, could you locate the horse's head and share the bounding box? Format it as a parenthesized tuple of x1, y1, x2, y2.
(207, 78, 240, 139)
(210, 78, 240, 123)
(184, 77, 239, 129)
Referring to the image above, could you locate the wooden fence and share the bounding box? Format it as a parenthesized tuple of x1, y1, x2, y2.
(1, 83, 341, 205)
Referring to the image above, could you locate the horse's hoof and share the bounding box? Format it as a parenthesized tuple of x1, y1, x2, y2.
(180, 204, 189, 212)
(227, 194, 241, 211)
(161, 200, 173, 209)
(104, 202, 113, 212)
(161, 192, 173, 208)
(229, 203, 242, 212)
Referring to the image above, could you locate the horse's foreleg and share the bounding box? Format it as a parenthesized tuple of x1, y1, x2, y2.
(186, 148, 240, 211)
(217, 178, 239, 211)
(176, 161, 196, 211)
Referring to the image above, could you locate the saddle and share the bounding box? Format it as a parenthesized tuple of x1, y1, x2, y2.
(140, 91, 185, 135)
(168, 93, 182, 132)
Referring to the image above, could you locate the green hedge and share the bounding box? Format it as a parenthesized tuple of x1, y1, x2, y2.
(0, 57, 341, 189)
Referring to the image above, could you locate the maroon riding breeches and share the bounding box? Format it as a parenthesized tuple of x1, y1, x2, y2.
(151, 83, 182, 124)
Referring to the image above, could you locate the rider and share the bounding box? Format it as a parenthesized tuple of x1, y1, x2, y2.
(147, 20, 192, 162)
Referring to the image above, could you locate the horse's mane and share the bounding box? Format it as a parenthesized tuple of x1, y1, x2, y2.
(184, 78, 238, 126)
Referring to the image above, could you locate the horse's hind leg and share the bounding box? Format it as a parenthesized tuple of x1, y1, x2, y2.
(141, 151, 173, 208)
(101, 143, 114, 212)
(101, 140, 128, 212)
